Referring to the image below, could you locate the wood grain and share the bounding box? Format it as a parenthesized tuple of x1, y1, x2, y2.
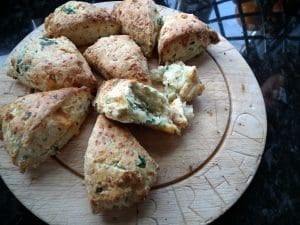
(0, 2, 267, 225)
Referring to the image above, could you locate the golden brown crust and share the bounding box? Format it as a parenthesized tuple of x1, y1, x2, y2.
(84, 115, 158, 212)
(6, 36, 97, 92)
(1, 87, 92, 173)
(44, 1, 121, 46)
(112, 0, 160, 57)
(158, 12, 220, 64)
(84, 35, 150, 83)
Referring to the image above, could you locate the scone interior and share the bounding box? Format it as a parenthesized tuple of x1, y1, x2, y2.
(94, 79, 181, 134)
(158, 12, 220, 64)
(84, 115, 159, 212)
(45, 1, 121, 46)
(0, 87, 92, 173)
(170, 97, 194, 130)
(150, 61, 205, 102)
(6, 36, 97, 91)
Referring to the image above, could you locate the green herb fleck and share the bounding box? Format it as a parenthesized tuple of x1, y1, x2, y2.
(50, 74, 56, 81)
(137, 155, 146, 168)
(40, 38, 58, 50)
(145, 118, 155, 124)
(52, 94, 58, 100)
(95, 187, 103, 194)
(157, 16, 163, 26)
(61, 5, 76, 14)
(113, 161, 125, 170)
(23, 111, 32, 120)
(51, 144, 59, 152)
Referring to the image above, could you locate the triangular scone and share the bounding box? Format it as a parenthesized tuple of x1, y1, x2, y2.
(112, 0, 161, 57)
(150, 61, 205, 102)
(158, 12, 220, 64)
(84, 35, 150, 83)
(7, 36, 97, 92)
(45, 1, 121, 46)
(84, 115, 158, 213)
(0, 87, 92, 173)
(94, 79, 181, 134)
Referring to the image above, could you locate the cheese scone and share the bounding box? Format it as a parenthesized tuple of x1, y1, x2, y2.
(150, 61, 205, 102)
(170, 97, 194, 130)
(0, 87, 92, 173)
(6, 36, 97, 92)
(112, 0, 161, 57)
(84, 115, 158, 212)
(158, 12, 220, 64)
(84, 35, 150, 83)
(45, 1, 121, 46)
(94, 79, 181, 134)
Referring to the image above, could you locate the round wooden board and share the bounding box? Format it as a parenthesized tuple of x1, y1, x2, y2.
(0, 2, 267, 225)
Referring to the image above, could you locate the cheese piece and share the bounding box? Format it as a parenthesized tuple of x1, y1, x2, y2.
(150, 61, 205, 102)
(94, 79, 181, 134)
(84, 115, 158, 212)
(170, 97, 194, 130)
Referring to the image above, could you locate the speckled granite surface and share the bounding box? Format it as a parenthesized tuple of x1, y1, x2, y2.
(0, 0, 299, 225)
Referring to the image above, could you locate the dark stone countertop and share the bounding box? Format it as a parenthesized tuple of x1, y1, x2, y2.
(0, 0, 300, 225)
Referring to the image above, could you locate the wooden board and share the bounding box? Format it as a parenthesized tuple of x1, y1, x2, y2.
(0, 2, 267, 225)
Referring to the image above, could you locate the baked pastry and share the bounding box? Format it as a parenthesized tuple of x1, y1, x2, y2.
(150, 61, 205, 102)
(112, 0, 161, 57)
(6, 36, 97, 92)
(158, 12, 220, 64)
(84, 35, 150, 83)
(84, 115, 158, 212)
(45, 1, 121, 46)
(170, 97, 194, 130)
(94, 79, 181, 134)
(0, 87, 92, 173)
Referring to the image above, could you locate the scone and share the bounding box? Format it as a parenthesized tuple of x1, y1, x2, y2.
(150, 61, 205, 102)
(158, 12, 220, 64)
(94, 79, 180, 134)
(84, 115, 158, 212)
(84, 35, 150, 83)
(112, 0, 161, 57)
(45, 1, 121, 46)
(0, 87, 92, 173)
(6, 36, 97, 92)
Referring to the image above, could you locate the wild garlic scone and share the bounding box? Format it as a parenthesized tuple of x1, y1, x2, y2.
(158, 12, 220, 64)
(7, 36, 97, 92)
(84, 115, 158, 213)
(0, 87, 92, 173)
(44, 1, 121, 46)
(150, 61, 205, 102)
(84, 35, 150, 83)
(112, 0, 161, 57)
(170, 97, 194, 130)
(94, 79, 181, 134)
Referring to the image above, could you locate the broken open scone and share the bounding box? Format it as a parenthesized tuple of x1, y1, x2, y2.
(45, 1, 121, 46)
(112, 0, 161, 57)
(84, 115, 158, 212)
(150, 61, 205, 102)
(84, 35, 150, 83)
(93, 79, 186, 134)
(6, 36, 97, 92)
(0, 87, 92, 173)
(158, 12, 220, 64)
